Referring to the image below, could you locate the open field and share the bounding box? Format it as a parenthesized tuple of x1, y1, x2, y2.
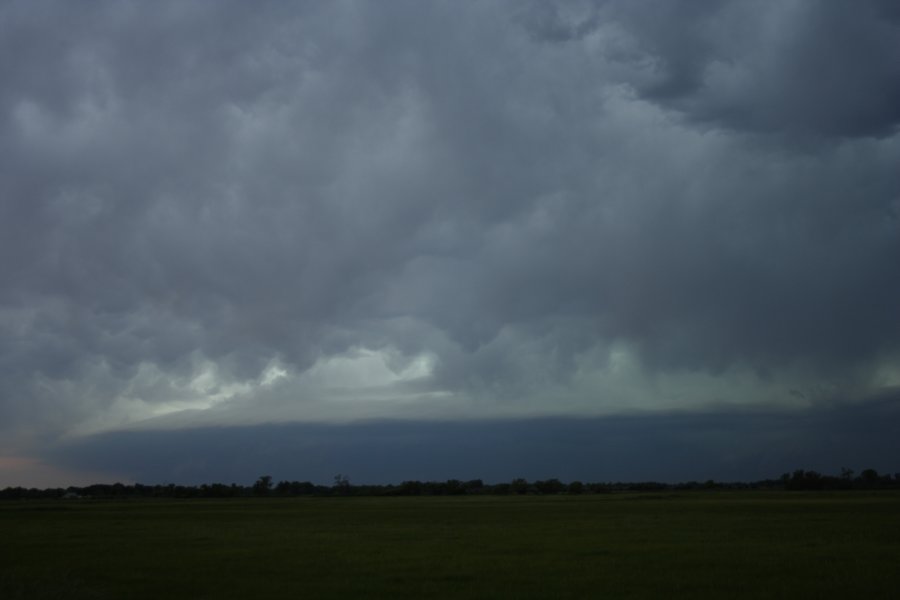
(2, 492, 899, 599)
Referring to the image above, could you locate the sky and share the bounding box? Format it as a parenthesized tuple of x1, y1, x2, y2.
(2, 0, 899, 488)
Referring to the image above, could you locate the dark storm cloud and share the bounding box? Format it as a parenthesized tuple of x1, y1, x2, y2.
(47, 393, 900, 485)
(527, 0, 900, 137)
(604, 0, 900, 138)
(0, 1, 898, 450)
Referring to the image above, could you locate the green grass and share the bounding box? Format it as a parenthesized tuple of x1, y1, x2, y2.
(2, 492, 899, 599)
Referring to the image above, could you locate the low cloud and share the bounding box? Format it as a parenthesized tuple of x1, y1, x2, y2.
(41, 392, 900, 486)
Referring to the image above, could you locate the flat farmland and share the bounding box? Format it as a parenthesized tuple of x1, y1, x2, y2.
(2, 492, 899, 599)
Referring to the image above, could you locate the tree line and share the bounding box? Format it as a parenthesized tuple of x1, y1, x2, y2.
(2, 468, 898, 500)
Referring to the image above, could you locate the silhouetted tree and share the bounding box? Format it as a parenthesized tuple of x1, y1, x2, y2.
(510, 478, 529, 495)
(463, 479, 484, 494)
(333, 474, 351, 495)
(253, 475, 273, 496)
(535, 478, 565, 494)
(859, 468, 880, 488)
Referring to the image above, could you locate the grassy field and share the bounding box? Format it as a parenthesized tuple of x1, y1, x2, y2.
(1, 492, 899, 599)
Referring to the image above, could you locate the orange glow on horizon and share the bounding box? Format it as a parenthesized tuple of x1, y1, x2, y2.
(0, 455, 124, 489)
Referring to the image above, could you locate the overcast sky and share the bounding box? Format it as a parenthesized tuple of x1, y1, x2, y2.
(2, 1, 899, 487)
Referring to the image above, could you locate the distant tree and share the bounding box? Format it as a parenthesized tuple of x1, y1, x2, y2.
(567, 481, 584, 495)
(333, 474, 351, 495)
(253, 475, 273, 496)
(859, 468, 880, 488)
(398, 480, 423, 496)
(275, 480, 316, 496)
(463, 479, 484, 494)
(786, 469, 826, 491)
(534, 478, 565, 495)
(510, 478, 529, 495)
(493, 483, 511, 495)
(443, 479, 465, 495)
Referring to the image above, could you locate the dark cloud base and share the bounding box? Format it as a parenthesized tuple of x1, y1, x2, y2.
(50, 396, 900, 486)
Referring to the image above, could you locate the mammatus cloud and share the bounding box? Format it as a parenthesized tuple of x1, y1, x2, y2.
(1, 1, 898, 470)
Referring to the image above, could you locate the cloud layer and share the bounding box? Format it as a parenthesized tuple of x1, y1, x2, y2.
(1, 1, 899, 455)
(48, 395, 900, 485)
